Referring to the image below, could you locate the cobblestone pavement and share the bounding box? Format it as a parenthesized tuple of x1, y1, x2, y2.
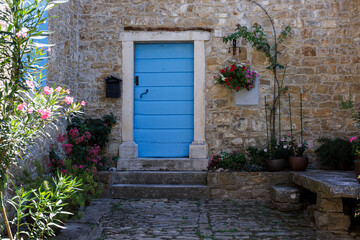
(57, 199, 356, 240)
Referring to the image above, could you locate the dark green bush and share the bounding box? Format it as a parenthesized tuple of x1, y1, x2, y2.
(315, 137, 353, 169)
(208, 150, 264, 171)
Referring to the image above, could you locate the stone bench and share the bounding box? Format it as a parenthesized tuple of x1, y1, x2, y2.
(291, 170, 360, 233)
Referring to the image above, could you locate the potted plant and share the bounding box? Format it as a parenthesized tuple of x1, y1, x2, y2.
(214, 61, 258, 91)
(315, 137, 353, 170)
(288, 139, 310, 171)
(264, 137, 290, 172)
(350, 136, 360, 182)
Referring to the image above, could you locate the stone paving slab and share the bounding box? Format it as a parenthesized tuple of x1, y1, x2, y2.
(56, 199, 356, 240)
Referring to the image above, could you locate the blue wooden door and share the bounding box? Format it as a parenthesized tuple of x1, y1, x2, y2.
(134, 43, 194, 158)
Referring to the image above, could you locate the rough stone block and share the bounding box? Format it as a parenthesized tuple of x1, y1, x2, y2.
(119, 142, 138, 160)
(316, 194, 343, 212)
(314, 211, 350, 232)
(218, 172, 236, 185)
(270, 186, 300, 203)
(272, 201, 303, 212)
(189, 142, 208, 159)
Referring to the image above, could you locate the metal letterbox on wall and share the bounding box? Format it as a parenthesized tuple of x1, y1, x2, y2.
(105, 76, 121, 98)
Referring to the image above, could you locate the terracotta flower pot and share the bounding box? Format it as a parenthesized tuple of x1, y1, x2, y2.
(289, 156, 309, 171)
(265, 159, 285, 172)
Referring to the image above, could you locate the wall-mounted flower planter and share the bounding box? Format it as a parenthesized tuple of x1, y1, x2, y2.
(234, 76, 259, 106)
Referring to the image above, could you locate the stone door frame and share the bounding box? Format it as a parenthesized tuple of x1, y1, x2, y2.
(118, 31, 210, 160)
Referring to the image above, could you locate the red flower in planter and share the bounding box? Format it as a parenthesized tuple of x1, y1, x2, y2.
(230, 64, 236, 72)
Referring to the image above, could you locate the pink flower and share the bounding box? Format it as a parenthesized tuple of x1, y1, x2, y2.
(264, 148, 268, 153)
(73, 164, 78, 169)
(61, 169, 67, 174)
(64, 96, 73, 105)
(15, 28, 28, 38)
(0, 21, 6, 29)
(66, 89, 70, 94)
(43, 86, 53, 95)
(283, 145, 288, 149)
(93, 167, 97, 173)
(55, 86, 62, 92)
(79, 165, 85, 169)
(17, 102, 27, 111)
(58, 134, 66, 143)
(298, 144, 302, 148)
(69, 128, 79, 139)
(26, 80, 35, 89)
(61, 143, 73, 154)
(80, 101, 86, 106)
(28, 108, 34, 114)
(281, 138, 285, 141)
(85, 132, 91, 140)
(86, 168, 90, 172)
(37, 108, 51, 119)
(350, 136, 357, 143)
(46, 47, 51, 52)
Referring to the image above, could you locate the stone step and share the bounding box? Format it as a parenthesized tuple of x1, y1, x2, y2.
(111, 184, 210, 199)
(117, 158, 208, 171)
(112, 171, 207, 185)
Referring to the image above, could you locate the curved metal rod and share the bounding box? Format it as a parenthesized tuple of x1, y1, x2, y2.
(140, 89, 149, 98)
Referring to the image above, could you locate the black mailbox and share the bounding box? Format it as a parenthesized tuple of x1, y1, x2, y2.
(105, 76, 121, 98)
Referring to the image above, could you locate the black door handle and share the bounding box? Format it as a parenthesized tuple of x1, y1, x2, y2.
(140, 89, 149, 98)
(135, 76, 139, 86)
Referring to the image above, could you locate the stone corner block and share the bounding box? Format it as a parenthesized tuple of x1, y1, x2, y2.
(316, 195, 343, 213)
(189, 142, 208, 159)
(119, 142, 138, 159)
(314, 211, 350, 232)
(270, 186, 300, 204)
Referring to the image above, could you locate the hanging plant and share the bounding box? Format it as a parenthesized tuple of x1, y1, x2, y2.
(214, 61, 258, 91)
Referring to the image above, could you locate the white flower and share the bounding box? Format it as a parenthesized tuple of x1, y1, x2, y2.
(298, 144, 302, 148)
(283, 145, 288, 149)
(263, 148, 268, 152)
(281, 138, 285, 141)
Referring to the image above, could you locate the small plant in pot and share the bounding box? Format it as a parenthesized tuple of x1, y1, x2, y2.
(264, 137, 291, 172)
(315, 137, 353, 170)
(350, 136, 360, 183)
(288, 139, 310, 171)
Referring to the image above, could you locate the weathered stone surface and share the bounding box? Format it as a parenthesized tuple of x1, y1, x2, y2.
(209, 172, 293, 201)
(291, 170, 360, 198)
(270, 186, 300, 203)
(272, 201, 303, 212)
(316, 194, 343, 212)
(314, 211, 351, 232)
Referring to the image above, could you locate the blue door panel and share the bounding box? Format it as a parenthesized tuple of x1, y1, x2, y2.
(135, 115, 194, 129)
(135, 59, 194, 73)
(134, 43, 194, 158)
(138, 143, 190, 158)
(135, 87, 194, 101)
(136, 73, 194, 87)
(135, 101, 194, 115)
(135, 129, 194, 143)
(135, 43, 194, 59)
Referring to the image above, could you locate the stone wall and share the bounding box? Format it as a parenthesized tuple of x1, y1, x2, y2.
(208, 172, 292, 201)
(48, 0, 360, 167)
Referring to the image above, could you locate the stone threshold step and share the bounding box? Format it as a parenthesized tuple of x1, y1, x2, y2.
(111, 184, 210, 199)
(112, 171, 207, 185)
(117, 158, 209, 171)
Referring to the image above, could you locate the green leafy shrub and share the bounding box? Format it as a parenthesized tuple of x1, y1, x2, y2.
(9, 173, 81, 239)
(315, 137, 353, 169)
(208, 151, 263, 172)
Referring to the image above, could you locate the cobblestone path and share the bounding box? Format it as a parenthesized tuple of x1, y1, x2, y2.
(95, 199, 350, 240)
(56, 199, 355, 240)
